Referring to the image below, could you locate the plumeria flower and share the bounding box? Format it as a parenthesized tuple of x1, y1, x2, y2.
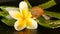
(6, 1, 37, 31)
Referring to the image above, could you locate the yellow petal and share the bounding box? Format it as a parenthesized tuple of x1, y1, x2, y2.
(26, 18, 37, 29)
(6, 7, 22, 19)
(27, 12, 32, 18)
(19, 1, 29, 17)
(14, 19, 26, 31)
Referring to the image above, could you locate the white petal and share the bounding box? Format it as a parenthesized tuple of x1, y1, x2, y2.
(14, 20, 26, 31)
(6, 7, 19, 12)
(19, 1, 28, 14)
(6, 7, 22, 19)
(26, 18, 38, 29)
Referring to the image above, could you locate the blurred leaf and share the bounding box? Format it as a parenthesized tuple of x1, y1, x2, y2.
(0, 11, 2, 16)
(0, 6, 19, 26)
(0, 11, 8, 18)
(0, 6, 6, 11)
(0, 11, 16, 26)
(39, 0, 56, 9)
(24, 0, 56, 9)
(1, 17, 16, 26)
(36, 16, 60, 29)
(45, 11, 60, 19)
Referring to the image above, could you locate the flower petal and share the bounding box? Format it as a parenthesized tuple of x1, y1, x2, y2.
(26, 18, 38, 29)
(14, 19, 26, 31)
(19, 1, 29, 17)
(6, 7, 22, 19)
(6, 7, 19, 12)
(27, 12, 32, 18)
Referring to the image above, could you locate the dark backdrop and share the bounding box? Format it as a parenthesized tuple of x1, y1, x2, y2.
(0, 0, 60, 34)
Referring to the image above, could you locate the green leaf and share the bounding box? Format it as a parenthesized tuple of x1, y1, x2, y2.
(0, 6, 6, 11)
(0, 6, 19, 26)
(0, 10, 16, 26)
(36, 17, 52, 28)
(1, 17, 16, 26)
(1, 11, 16, 26)
(45, 11, 60, 19)
(24, 0, 56, 9)
(0, 11, 2, 16)
(1, 12, 16, 26)
(36, 16, 60, 29)
(0, 6, 19, 12)
(39, 0, 56, 9)
(0, 11, 8, 18)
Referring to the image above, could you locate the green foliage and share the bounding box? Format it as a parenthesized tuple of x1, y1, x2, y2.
(0, 11, 16, 26)
(1, 17, 16, 26)
(39, 0, 56, 9)
(36, 10, 60, 28)
(0, 6, 18, 26)
(36, 16, 60, 29)
(24, 0, 56, 9)
(45, 11, 60, 19)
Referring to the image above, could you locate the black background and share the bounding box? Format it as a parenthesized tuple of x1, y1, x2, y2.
(0, 0, 60, 34)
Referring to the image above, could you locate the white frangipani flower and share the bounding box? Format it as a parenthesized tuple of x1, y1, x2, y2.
(6, 1, 37, 31)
